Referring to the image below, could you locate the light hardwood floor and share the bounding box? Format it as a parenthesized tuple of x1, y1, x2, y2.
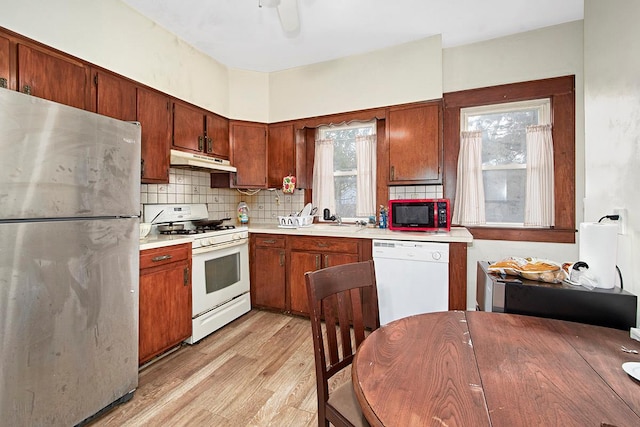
(90, 309, 349, 427)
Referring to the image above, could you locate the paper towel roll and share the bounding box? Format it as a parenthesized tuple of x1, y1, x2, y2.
(578, 222, 618, 288)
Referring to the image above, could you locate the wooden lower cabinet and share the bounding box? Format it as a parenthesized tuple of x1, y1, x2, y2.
(139, 243, 192, 365)
(250, 234, 286, 310)
(250, 234, 364, 316)
(289, 250, 358, 315)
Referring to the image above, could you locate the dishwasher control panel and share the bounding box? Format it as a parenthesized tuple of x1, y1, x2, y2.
(372, 240, 449, 263)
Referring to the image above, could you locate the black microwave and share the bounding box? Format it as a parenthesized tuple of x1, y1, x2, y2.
(388, 199, 450, 231)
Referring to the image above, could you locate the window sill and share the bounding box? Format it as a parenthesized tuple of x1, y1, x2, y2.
(465, 226, 576, 243)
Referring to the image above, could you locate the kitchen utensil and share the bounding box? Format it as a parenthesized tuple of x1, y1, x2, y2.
(192, 218, 232, 228)
(139, 223, 152, 239)
(300, 203, 312, 217)
(149, 209, 164, 224)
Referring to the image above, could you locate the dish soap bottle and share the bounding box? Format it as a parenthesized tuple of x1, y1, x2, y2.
(237, 201, 249, 225)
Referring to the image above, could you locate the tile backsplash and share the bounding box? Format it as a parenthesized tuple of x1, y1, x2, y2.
(389, 185, 443, 200)
(140, 168, 443, 223)
(140, 168, 306, 223)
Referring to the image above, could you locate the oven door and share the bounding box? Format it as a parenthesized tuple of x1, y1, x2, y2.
(191, 239, 250, 318)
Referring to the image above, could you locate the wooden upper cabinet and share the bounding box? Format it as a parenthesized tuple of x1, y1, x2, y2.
(92, 70, 137, 121)
(387, 102, 442, 184)
(17, 44, 89, 110)
(230, 121, 268, 188)
(267, 123, 295, 188)
(205, 113, 229, 159)
(0, 34, 9, 89)
(173, 101, 206, 153)
(138, 87, 172, 184)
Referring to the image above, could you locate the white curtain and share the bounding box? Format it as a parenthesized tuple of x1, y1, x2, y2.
(452, 130, 486, 225)
(355, 134, 377, 216)
(312, 138, 335, 214)
(524, 124, 554, 226)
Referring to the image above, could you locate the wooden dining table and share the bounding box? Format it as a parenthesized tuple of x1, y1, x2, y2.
(352, 311, 640, 427)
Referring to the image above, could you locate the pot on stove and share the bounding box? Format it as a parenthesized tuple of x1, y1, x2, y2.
(156, 222, 185, 233)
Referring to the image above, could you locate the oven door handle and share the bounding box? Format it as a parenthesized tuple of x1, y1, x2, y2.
(192, 238, 248, 255)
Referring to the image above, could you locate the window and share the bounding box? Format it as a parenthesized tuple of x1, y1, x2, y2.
(443, 75, 576, 243)
(461, 99, 550, 225)
(313, 121, 377, 221)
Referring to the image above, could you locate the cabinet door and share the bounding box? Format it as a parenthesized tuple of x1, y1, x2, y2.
(205, 113, 229, 159)
(173, 101, 205, 153)
(94, 70, 136, 121)
(17, 44, 88, 109)
(388, 103, 441, 184)
(268, 123, 295, 188)
(324, 253, 359, 269)
(252, 246, 286, 310)
(231, 121, 268, 188)
(289, 251, 321, 315)
(139, 259, 192, 364)
(138, 87, 171, 183)
(0, 35, 9, 89)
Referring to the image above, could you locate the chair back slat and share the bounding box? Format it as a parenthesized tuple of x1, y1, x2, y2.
(305, 260, 381, 427)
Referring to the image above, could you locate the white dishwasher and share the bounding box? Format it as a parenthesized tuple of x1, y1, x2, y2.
(372, 239, 449, 325)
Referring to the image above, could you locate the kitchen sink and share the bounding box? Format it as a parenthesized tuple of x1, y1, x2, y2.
(307, 223, 368, 234)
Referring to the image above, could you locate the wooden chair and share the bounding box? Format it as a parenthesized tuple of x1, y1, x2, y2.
(305, 260, 380, 427)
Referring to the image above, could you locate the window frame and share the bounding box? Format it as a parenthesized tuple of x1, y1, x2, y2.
(461, 98, 551, 227)
(443, 76, 576, 243)
(315, 120, 377, 222)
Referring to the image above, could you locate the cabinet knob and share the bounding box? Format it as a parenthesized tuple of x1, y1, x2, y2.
(22, 85, 32, 95)
(141, 158, 145, 178)
(184, 267, 190, 286)
(198, 136, 204, 152)
(315, 254, 321, 270)
(207, 137, 212, 153)
(390, 166, 395, 181)
(279, 251, 285, 267)
(0, 78, 7, 89)
(152, 254, 172, 262)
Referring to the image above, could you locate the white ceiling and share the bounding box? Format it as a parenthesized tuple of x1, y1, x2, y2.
(121, 0, 584, 73)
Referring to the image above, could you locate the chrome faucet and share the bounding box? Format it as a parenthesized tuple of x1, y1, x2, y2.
(323, 208, 342, 225)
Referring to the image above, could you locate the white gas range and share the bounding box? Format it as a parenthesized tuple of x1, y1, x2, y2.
(143, 204, 251, 344)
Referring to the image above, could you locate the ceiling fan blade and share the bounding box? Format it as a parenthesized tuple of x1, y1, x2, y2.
(277, 0, 300, 33)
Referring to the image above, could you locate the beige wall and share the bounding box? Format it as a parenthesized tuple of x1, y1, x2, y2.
(0, 0, 231, 116)
(228, 68, 270, 123)
(584, 0, 640, 309)
(268, 36, 443, 122)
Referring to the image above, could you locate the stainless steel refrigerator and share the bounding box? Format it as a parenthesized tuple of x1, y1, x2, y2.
(0, 88, 140, 426)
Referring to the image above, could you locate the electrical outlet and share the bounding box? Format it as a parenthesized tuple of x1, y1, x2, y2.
(613, 207, 627, 235)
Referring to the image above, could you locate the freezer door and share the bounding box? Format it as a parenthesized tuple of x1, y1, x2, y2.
(0, 89, 141, 219)
(0, 218, 139, 426)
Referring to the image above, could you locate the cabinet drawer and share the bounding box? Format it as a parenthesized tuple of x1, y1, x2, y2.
(254, 235, 285, 248)
(140, 243, 191, 269)
(288, 236, 359, 254)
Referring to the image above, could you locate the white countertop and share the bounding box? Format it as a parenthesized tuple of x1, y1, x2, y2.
(139, 224, 473, 251)
(248, 223, 473, 243)
(139, 234, 194, 251)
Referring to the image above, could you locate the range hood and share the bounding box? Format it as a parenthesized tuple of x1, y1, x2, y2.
(170, 149, 236, 173)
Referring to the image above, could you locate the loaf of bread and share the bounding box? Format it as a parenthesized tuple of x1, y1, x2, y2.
(489, 257, 567, 283)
